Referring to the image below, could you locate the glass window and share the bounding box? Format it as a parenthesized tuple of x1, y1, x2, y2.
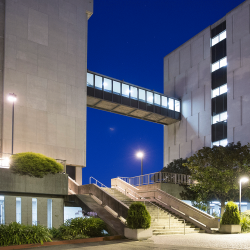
(220, 57, 227, 67)
(220, 30, 226, 41)
(211, 36, 219, 46)
(220, 84, 227, 95)
(220, 111, 227, 121)
(175, 100, 180, 112)
(212, 88, 219, 98)
(169, 98, 174, 110)
(147, 91, 153, 104)
(154, 94, 160, 106)
(16, 197, 21, 224)
(130, 86, 137, 99)
(220, 139, 228, 147)
(122, 84, 130, 97)
(87, 73, 93, 86)
(32, 198, 37, 226)
(211, 30, 226, 47)
(213, 141, 220, 146)
(139, 89, 145, 102)
(95, 75, 102, 89)
(212, 61, 219, 72)
(103, 78, 111, 92)
(162, 96, 167, 108)
(212, 114, 219, 124)
(0, 196, 4, 225)
(113, 81, 120, 94)
(47, 199, 52, 229)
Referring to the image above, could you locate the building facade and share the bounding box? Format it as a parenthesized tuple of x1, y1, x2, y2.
(164, 0, 250, 165)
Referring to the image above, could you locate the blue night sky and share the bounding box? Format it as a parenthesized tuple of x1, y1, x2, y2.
(83, 0, 245, 186)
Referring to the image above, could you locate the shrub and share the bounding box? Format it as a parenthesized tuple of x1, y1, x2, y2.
(10, 152, 64, 178)
(57, 217, 108, 239)
(126, 202, 151, 229)
(221, 201, 240, 225)
(0, 222, 52, 246)
(240, 216, 250, 232)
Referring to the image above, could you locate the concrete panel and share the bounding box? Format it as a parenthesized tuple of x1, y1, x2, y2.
(198, 57, 210, 87)
(175, 72, 186, 98)
(164, 78, 175, 97)
(95, 100, 118, 110)
(163, 56, 169, 82)
(203, 28, 211, 60)
(227, 40, 241, 73)
(241, 34, 250, 67)
(182, 93, 191, 118)
(5, 196, 16, 225)
(234, 122, 250, 145)
(175, 120, 185, 146)
(168, 123, 175, 146)
(228, 97, 241, 129)
(180, 141, 192, 159)
(186, 65, 198, 92)
(187, 114, 198, 141)
(192, 137, 204, 155)
(169, 144, 179, 162)
(146, 113, 165, 121)
(179, 45, 190, 73)
(242, 95, 250, 125)
(199, 111, 211, 137)
(233, 66, 250, 99)
(130, 110, 150, 118)
(204, 135, 211, 147)
(191, 36, 203, 66)
(113, 105, 135, 114)
(168, 52, 179, 79)
(192, 87, 204, 115)
(37, 198, 47, 227)
(28, 9, 48, 46)
(52, 198, 64, 228)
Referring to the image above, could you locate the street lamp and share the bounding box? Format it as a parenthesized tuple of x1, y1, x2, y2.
(8, 93, 17, 155)
(239, 177, 249, 214)
(136, 151, 144, 185)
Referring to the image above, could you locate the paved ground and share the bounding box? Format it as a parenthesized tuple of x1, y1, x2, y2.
(24, 233, 250, 250)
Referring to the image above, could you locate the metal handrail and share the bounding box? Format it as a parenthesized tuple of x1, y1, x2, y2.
(89, 176, 109, 188)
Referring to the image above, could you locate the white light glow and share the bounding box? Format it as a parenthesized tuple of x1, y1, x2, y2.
(240, 177, 249, 183)
(8, 93, 17, 102)
(136, 152, 144, 158)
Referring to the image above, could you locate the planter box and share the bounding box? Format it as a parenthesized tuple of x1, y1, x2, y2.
(219, 224, 241, 234)
(124, 228, 152, 240)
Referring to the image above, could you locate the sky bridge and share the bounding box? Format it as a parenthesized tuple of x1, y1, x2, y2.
(87, 70, 181, 125)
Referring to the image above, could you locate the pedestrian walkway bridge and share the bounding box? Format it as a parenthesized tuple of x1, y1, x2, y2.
(87, 70, 181, 125)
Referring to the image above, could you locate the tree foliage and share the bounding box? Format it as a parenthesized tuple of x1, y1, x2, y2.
(161, 158, 190, 175)
(221, 201, 240, 225)
(10, 152, 64, 178)
(181, 142, 250, 216)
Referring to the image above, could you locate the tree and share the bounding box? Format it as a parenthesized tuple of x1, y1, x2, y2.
(181, 142, 250, 216)
(161, 158, 190, 175)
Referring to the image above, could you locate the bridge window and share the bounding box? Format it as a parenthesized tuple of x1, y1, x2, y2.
(162, 96, 167, 108)
(139, 89, 145, 101)
(87, 73, 93, 86)
(147, 91, 153, 104)
(154, 94, 160, 106)
(113, 81, 120, 94)
(103, 78, 111, 92)
(130, 86, 137, 99)
(169, 98, 174, 110)
(95, 75, 102, 89)
(122, 84, 130, 97)
(175, 100, 180, 112)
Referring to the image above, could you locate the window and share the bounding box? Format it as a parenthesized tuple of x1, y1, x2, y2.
(103, 78, 111, 92)
(95, 75, 102, 89)
(162, 96, 167, 108)
(87, 73, 93, 86)
(130, 86, 137, 99)
(212, 111, 227, 124)
(47, 199, 52, 229)
(139, 89, 145, 102)
(169, 98, 174, 110)
(32, 198, 37, 226)
(16, 197, 21, 224)
(122, 84, 130, 97)
(147, 91, 153, 104)
(211, 30, 226, 46)
(0, 196, 4, 225)
(154, 94, 161, 106)
(175, 100, 180, 112)
(212, 57, 227, 72)
(213, 139, 228, 147)
(113, 81, 120, 94)
(212, 84, 227, 98)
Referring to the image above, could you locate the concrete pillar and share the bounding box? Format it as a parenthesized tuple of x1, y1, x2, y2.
(5, 196, 16, 225)
(37, 198, 47, 227)
(52, 198, 64, 228)
(21, 197, 32, 225)
(75, 167, 82, 185)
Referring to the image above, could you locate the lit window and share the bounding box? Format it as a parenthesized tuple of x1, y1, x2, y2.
(212, 114, 219, 124)
(103, 78, 111, 92)
(122, 84, 130, 97)
(32, 198, 37, 226)
(212, 57, 227, 72)
(212, 112, 227, 124)
(213, 139, 228, 147)
(147, 91, 153, 104)
(47, 199, 52, 229)
(154, 94, 160, 106)
(213, 141, 220, 146)
(220, 84, 227, 95)
(220, 111, 227, 122)
(175, 100, 180, 112)
(162, 96, 167, 108)
(87, 73, 93, 86)
(211, 30, 226, 47)
(16, 197, 21, 224)
(130, 86, 137, 99)
(113, 81, 120, 94)
(95, 75, 102, 89)
(212, 84, 227, 98)
(0, 196, 4, 225)
(212, 88, 220, 98)
(169, 98, 174, 110)
(139, 89, 145, 102)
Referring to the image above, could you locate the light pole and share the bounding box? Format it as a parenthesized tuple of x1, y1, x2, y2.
(239, 177, 249, 214)
(136, 151, 144, 185)
(8, 93, 17, 155)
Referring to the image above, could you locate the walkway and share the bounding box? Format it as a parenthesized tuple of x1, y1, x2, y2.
(23, 233, 250, 250)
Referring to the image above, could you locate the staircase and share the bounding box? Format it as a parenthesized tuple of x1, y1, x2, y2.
(103, 187, 204, 235)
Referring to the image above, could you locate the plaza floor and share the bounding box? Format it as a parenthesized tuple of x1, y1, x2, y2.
(22, 233, 250, 250)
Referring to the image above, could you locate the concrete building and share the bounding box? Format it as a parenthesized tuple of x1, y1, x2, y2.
(164, 0, 250, 165)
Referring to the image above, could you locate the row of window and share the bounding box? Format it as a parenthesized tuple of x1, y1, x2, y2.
(87, 73, 181, 112)
(212, 57, 227, 72)
(212, 84, 227, 98)
(212, 139, 228, 147)
(212, 111, 227, 124)
(0, 197, 52, 229)
(211, 30, 226, 47)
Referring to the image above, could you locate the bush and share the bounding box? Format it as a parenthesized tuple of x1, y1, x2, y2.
(10, 152, 64, 178)
(0, 222, 52, 246)
(240, 216, 250, 232)
(56, 217, 108, 239)
(126, 202, 151, 229)
(221, 201, 240, 225)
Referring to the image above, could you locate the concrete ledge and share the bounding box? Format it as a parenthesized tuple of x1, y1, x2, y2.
(219, 225, 241, 234)
(124, 228, 152, 240)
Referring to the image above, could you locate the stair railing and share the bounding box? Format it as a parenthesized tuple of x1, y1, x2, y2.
(89, 176, 115, 195)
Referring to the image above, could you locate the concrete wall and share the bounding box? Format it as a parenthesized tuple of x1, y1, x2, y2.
(164, 26, 212, 165)
(226, 0, 250, 145)
(0, 168, 68, 195)
(2, 0, 93, 185)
